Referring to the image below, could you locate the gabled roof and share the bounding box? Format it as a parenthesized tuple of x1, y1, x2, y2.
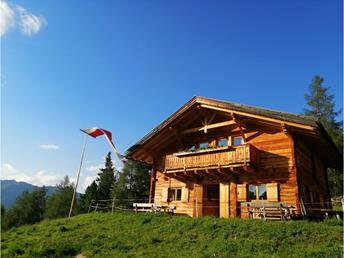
(126, 96, 341, 169)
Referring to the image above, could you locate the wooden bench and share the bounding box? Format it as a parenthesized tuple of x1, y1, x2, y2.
(243, 202, 293, 221)
(133, 203, 154, 213)
(133, 203, 176, 214)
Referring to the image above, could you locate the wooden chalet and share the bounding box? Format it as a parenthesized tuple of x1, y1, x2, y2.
(126, 96, 342, 218)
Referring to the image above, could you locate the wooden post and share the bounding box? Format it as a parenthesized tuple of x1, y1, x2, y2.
(194, 184, 203, 217)
(195, 197, 198, 218)
(229, 182, 237, 218)
(95, 203, 98, 212)
(149, 169, 157, 203)
(111, 198, 115, 214)
(88, 201, 92, 213)
(220, 183, 230, 218)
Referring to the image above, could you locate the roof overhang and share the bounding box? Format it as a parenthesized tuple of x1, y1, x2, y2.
(126, 96, 342, 170)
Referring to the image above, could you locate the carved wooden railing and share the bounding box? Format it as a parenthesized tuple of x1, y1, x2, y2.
(163, 144, 258, 172)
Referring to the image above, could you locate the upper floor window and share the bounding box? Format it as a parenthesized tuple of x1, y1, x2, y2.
(199, 142, 209, 149)
(248, 184, 267, 201)
(217, 138, 228, 147)
(188, 145, 196, 152)
(233, 136, 244, 146)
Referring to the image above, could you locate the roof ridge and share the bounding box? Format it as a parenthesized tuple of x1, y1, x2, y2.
(194, 96, 318, 122)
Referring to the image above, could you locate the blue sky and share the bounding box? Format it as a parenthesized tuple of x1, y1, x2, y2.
(1, 0, 342, 192)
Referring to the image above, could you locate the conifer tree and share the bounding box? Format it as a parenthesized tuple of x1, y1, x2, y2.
(304, 75, 343, 197)
(44, 176, 74, 219)
(79, 181, 98, 213)
(112, 160, 150, 208)
(79, 152, 117, 213)
(96, 152, 117, 200)
(4, 187, 47, 229)
(1, 205, 5, 230)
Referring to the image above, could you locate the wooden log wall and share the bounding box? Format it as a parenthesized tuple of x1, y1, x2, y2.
(294, 138, 331, 210)
(154, 130, 301, 218)
(242, 131, 298, 206)
(153, 171, 194, 216)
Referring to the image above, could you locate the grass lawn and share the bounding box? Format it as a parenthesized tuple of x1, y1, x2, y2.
(1, 212, 343, 258)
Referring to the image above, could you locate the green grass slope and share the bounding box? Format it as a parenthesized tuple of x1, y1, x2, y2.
(1, 212, 343, 258)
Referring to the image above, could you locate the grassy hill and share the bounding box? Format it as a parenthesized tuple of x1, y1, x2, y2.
(1, 212, 343, 258)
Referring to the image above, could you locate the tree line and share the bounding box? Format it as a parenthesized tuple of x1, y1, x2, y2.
(1, 75, 342, 230)
(1, 155, 150, 231)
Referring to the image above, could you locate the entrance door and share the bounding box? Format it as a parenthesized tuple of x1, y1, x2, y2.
(203, 184, 219, 217)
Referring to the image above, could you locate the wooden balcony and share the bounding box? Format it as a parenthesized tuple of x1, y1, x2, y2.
(163, 144, 259, 173)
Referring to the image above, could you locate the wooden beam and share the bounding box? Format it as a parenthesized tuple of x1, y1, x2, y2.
(243, 165, 255, 173)
(200, 104, 316, 131)
(181, 120, 236, 134)
(232, 113, 246, 141)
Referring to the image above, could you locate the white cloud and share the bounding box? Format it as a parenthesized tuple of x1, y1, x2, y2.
(34, 170, 60, 186)
(0, 1, 46, 37)
(0, 1, 15, 36)
(1, 163, 18, 174)
(39, 144, 60, 150)
(16, 5, 46, 36)
(86, 164, 102, 172)
(1, 163, 60, 186)
(83, 175, 97, 191)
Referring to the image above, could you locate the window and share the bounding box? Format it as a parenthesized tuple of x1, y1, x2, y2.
(168, 188, 182, 201)
(258, 185, 267, 200)
(199, 142, 209, 149)
(249, 185, 257, 200)
(188, 145, 196, 152)
(248, 184, 267, 201)
(233, 136, 244, 146)
(217, 138, 228, 147)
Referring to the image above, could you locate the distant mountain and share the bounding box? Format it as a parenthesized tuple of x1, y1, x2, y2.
(1, 180, 59, 208)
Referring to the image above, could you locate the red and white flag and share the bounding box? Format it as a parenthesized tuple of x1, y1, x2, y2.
(80, 127, 127, 165)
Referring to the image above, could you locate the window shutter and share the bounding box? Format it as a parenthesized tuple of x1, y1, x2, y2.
(181, 187, 189, 203)
(237, 184, 247, 202)
(161, 188, 169, 202)
(267, 183, 279, 201)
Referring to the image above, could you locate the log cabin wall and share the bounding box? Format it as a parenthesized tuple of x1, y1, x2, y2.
(153, 129, 301, 218)
(236, 130, 299, 216)
(294, 137, 331, 212)
(153, 171, 195, 216)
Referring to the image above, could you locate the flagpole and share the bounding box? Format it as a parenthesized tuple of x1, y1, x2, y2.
(69, 134, 88, 218)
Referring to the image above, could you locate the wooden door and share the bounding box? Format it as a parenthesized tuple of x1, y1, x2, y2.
(203, 184, 220, 217)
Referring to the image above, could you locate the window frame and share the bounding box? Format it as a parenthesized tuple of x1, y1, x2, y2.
(248, 184, 267, 201)
(232, 135, 245, 146)
(168, 188, 182, 202)
(217, 137, 228, 147)
(199, 142, 209, 149)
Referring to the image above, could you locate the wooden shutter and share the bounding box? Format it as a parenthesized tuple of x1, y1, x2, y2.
(237, 184, 247, 202)
(161, 188, 169, 203)
(267, 183, 279, 202)
(182, 187, 189, 203)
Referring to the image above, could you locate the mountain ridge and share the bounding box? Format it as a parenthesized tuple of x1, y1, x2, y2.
(1, 180, 80, 208)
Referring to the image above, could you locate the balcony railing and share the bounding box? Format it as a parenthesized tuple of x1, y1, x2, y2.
(163, 144, 258, 172)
